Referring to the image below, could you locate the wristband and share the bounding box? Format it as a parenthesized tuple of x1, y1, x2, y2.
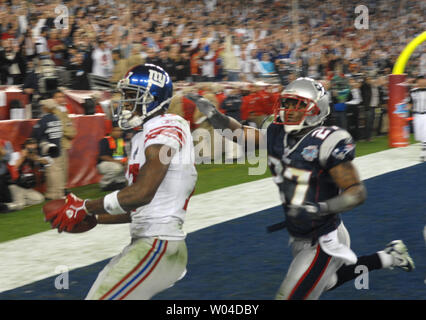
(103, 191, 126, 215)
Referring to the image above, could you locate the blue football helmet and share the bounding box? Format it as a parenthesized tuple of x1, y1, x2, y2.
(114, 64, 173, 129)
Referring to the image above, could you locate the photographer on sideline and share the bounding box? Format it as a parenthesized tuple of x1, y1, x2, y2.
(97, 122, 127, 191)
(31, 99, 64, 200)
(8, 138, 46, 210)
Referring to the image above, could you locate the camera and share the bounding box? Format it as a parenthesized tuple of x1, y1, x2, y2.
(17, 173, 36, 189)
(40, 141, 59, 158)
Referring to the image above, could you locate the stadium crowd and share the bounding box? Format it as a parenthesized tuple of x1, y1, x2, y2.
(0, 1, 425, 109)
(0, 0, 425, 212)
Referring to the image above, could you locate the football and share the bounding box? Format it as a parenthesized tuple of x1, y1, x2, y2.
(68, 214, 97, 233)
(42, 199, 97, 233)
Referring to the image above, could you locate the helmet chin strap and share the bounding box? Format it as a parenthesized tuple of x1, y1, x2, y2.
(118, 110, 143, 130)
(118, 97, 172, 130)
(284, 123, 304, 133)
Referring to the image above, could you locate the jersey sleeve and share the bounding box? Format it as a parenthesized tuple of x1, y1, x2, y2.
(318, 129, 355, 170)
(144, 118, 187, 150)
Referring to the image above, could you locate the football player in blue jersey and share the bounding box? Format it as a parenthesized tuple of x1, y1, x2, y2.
(187, 77, 415, 300)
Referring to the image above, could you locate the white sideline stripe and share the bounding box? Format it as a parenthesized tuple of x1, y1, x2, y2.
(0, 144, 422, 293)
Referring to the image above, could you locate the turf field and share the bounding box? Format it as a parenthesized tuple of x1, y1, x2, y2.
(0, 135, 417, 243)
(0, 145, 424, 300)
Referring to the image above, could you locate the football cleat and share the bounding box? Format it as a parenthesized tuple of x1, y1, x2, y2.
(384, 240, 415, 272)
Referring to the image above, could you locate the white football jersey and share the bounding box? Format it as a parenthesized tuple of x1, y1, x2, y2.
(126, 113, 197, 240)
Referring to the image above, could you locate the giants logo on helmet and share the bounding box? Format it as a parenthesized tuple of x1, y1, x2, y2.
(148, 69, 166, 88)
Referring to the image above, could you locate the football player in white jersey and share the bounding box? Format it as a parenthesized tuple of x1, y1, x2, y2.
(45, 64, 197, 300)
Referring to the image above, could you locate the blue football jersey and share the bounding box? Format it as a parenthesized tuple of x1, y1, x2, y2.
(267, 123, 356, 240)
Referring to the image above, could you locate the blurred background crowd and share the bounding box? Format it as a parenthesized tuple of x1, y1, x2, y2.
(0, 0, 425, 212)
(0, 0, 425, 88)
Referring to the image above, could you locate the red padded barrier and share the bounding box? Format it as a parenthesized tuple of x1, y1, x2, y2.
(0, 115, 107, 188)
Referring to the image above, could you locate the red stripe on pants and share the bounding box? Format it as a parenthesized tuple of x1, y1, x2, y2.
(99, 239, 158, 300)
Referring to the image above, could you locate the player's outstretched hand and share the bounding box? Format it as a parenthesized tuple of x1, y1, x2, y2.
(185, 93, 217, 119)
(44, 193, 90, 233)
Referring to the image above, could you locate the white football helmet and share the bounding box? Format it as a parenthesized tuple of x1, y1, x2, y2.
(273, 77, 331, 133)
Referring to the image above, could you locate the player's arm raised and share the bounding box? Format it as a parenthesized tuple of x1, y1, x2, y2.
(186, 93, 264, 148)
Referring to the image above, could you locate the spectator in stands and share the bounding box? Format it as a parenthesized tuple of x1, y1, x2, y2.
(201, 43, 217, 82)
(22, 58, 38, 95)
(177, 50, 191, 81)
(0, 39, 7, 84)
(240, 49, 260, 82)
(126, 43, 145, 71)
(157, 49, 175, 79)
(47, 28, 66, 66)
(346, 76, 363, 108)
(52, 90, 77, 193)
(275, 58, 296, 86)
(221, 34, 240, 81)
(110, 44, 145, 84)
(76, 37, 94, 75)
(91, 39, 113, 79)
(34, 26, 49, 56)
(8, 138, 46, 210)
(0, 37, 26, 85)
(110, 48, 127, 84)
(330, 63, 351, 130)
(258, 53, 276, 77)
(97, 122, 127, 191)
(0, 0, 423, 151)
(66, 50, 91, 90)
(31, 99, 64, 200)
(345, 76, 363, 140)
(168, 45, 183, 82)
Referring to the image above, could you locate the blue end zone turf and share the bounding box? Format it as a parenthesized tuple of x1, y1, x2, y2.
(1, 163, 425, 300)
